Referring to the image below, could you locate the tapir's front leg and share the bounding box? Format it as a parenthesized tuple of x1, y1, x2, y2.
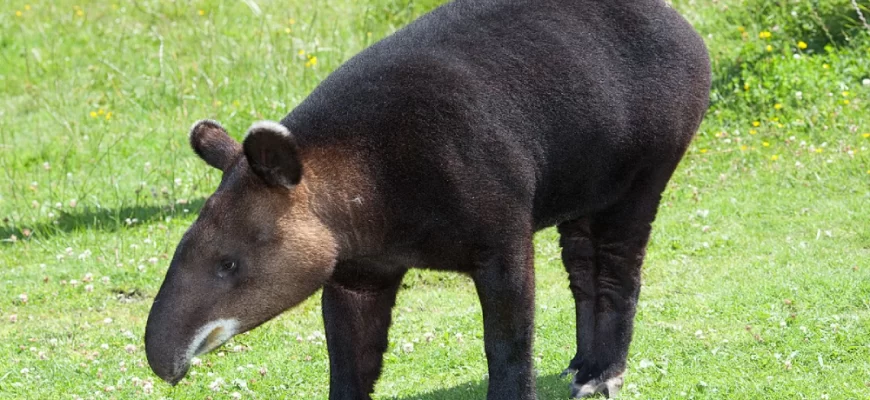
(472, 235, 537, 400)
(322, 262, 407, 400)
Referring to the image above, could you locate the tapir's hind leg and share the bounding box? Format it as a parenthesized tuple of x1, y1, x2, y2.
(558, 165, 677, 398)
(322, 263, 407, 400)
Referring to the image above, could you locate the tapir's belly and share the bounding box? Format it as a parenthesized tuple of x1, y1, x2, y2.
(530, 155, 638, 230)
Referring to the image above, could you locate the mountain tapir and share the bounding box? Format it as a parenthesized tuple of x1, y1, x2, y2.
(144, 0, 710, 398)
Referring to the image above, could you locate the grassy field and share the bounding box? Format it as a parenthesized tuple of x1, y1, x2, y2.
(2, 0, 869, 398)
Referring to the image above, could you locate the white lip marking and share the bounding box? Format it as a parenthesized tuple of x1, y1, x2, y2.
(179, 319, 239, 371)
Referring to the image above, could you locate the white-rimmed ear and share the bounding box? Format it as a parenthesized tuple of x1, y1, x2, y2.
(242, 121, 302, 189)
(189, 120, 242, 171)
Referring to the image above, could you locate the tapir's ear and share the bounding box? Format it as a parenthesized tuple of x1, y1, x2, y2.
(243, 121, 302, 189)
(189, 120, 242, 171)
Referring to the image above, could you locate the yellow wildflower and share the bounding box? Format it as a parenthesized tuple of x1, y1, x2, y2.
(76, 9, 83, 16)
(740, 145, 748, 151)
(797, 41, 807, 49)
(90, 111, 98, 118)
(776, 123, 784, 128)
(289, 18, 296, 25)
(774, 103, 782, 110)
(762, 142, 770, 147)
(198, 9, 205, 16)
(759, 31, 772, 39)
(823, 64, 829, 69)
(770, 155, 779, 161)
(15, 10, 22, 17)
(105, 112, 112, 120)
(98, 109, 105, 115)
(752, 121, 761, 127)
(298, 49, 305, 56)
(305, 56, 318, 68)
(749, 129, 757, 135)
(766, 45, 773, 52)
(744, 83, 750, 91)
(25, 5, 31, 11)
(285, 28, 292, 34)
(700, 148, 708, 154)
(815, 148, 823, 153)
(738, 26, 745, 32)
(842, 91, 850, 97)
(862, 133, 869, 138)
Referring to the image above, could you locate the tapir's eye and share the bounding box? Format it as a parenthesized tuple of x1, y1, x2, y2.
(217, 260, 238, 278)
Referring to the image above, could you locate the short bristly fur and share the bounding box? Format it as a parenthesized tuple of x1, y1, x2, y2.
(145, 1, 711, 399)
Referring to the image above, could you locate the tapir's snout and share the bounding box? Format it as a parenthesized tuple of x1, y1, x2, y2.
(148, 356, 188, 386)
(145, 267, 246, 384)
(144, 298, 191, 385)
(145, 325, 188, 384)
(145, 284, 242, 384)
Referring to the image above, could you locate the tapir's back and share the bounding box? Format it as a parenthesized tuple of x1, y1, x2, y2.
(286, 0, 710, 231)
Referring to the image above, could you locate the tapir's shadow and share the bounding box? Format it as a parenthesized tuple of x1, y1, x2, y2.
(396, 373, 570, 400)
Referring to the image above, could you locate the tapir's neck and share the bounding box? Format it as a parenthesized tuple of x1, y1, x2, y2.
(298, 145, 384, 260)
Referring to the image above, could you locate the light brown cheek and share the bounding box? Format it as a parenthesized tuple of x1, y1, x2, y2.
(286, 221, 338, 277)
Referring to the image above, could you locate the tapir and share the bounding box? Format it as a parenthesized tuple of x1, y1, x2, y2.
(144, 0, 710, 398)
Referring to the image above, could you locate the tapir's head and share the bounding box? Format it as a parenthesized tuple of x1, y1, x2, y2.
(145, 120, 338, 384)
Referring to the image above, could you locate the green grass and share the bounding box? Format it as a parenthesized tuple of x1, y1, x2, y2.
(2, 0, 869, 398)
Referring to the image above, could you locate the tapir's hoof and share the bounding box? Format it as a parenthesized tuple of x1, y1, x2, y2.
(563, 369, 624, 398)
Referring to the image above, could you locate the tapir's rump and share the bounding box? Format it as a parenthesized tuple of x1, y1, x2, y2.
(145, 1, 710, 399)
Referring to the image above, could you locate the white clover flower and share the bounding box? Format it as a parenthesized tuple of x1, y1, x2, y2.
(209, 377, 224, 391)
(401, 342, 414, 353)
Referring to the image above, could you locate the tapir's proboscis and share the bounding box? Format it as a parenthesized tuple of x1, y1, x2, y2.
(144, 0, 710, 398)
